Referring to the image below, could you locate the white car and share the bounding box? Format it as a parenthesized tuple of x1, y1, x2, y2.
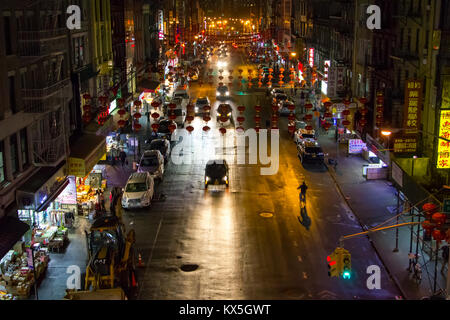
(195, 97, 210, 114)
(122, 172, 155, 210)
(216, 85, 230, 99)
(294, 128, 317, 144)
(137, 150, 165, 180)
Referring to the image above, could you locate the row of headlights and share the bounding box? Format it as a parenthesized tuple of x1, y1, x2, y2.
(216, 91, 230, 96)
(205, 176, 228, 184)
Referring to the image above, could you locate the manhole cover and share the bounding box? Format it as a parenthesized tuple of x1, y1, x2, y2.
(259, 212, 273, 218)
(180, 264, 199, 272)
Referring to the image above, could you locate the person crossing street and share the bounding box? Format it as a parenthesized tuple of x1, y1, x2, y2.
(297, 181, 308, 202)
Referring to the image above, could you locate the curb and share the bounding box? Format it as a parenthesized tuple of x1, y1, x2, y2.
(326, 165, 409, 300)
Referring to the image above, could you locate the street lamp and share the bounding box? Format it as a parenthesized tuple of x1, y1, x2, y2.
(381, 130, 392, 151)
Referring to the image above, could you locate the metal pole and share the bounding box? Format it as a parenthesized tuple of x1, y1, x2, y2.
(415, 209, 421, 264)
(31, 246, 38, 300)
(446, 244, 450, 299)
(408, 203, 414, 269)
(393, 191, 400, 252)
(434, 240, 439, 293)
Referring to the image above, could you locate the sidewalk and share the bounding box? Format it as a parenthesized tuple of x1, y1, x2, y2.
(317, 130, 448, 299)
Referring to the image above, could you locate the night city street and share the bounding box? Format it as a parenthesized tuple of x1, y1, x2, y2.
(0, 0, 450, 307)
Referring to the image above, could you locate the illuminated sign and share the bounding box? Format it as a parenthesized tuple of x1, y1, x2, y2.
(158, 10, 164, 40)
(404, 79, 422, 133)
(437, 110, 450, 168)
(375, 90, 384, 128)
(308, 48, 314, 67)
(393, 137, 418, 153)
(348, 139, 366, 154)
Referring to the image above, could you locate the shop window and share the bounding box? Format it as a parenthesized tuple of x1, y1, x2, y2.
(0, 140, 5, 184)
(20, 128, 29, 168)
(10, 134, 19, 175)
(8, 75, 17, 114)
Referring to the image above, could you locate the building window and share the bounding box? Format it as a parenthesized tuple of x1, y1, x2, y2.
(10, 134, 19, 175)
(20, 128, 28, 167)
(0, 141, 5, 184)
(20, 70, 26, 89)
(4, 15, 12, 55)
(8, 75, 17, 114)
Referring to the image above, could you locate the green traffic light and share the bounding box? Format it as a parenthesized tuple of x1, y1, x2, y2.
(342, 271, 351, 279)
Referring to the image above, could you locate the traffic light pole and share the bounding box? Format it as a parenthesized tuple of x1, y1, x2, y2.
(338, 221, 420, 248)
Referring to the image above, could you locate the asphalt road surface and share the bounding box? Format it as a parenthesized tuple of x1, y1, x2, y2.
(122, 49, 401, 300)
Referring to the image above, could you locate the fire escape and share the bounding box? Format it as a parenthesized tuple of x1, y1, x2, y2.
(17, 0, 71, 166)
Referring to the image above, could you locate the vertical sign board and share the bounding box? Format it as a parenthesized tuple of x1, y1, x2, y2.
(308, 48, 314, 67)
(437, 110, 450, 168)
(441, 76, 450, 109)
(336, 67, 345, 92)
(404, 79, 423, 134)
(327, 67, 337, 98)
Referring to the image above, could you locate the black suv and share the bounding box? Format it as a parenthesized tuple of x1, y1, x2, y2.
(297, 141, 325, 164)
(204, 160, 229, 189)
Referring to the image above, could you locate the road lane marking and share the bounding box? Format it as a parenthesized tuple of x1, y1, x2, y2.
(297, 255, 303, 262)
(303, 272, 308, 279)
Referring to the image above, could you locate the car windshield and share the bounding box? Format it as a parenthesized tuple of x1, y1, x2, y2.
(277, 95, 288, 100)
(169, 109, 183, 116)
(305, 147, 322, 154)
(150, 140, 165, 150)
(197, 98, 208, 104)
(302, 134, 315, 139)
(206, 163, 226, 177)
(158, 122, 170, 133)
(218, 86, 228, 92)
(125, 182, 147, 193)
(140, 156, 159, 167)
(218, 105, 231, 113)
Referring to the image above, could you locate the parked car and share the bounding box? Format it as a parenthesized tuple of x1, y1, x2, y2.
(216, 104, 233, 125)
(216, 85, 230, 99)
(271, 88, 284, 97)
(137, 150, 165, 180)
(204, 159, 229, 189)
(169, 98, 187, 127)
(157, 119, 177, 140)
(297, 140, 325, 164)
(121, 172, 155, 210)
(279, 100, 294, 116)
(195, 97, 210, 115)
(294, 128, 316, 144)
(274, 93, 288, 105)
(148, 138, 171, 163)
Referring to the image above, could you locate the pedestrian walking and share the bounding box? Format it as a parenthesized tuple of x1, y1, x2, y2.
(119, 150, 127, 167)
(441, 245, 449, 273)
(297, 181, 308, 202)
(99, 190, 105, 211)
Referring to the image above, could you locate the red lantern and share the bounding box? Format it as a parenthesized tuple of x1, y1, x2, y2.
(117, 119, 126, 128)
(342, 109, 350, 116)
(288, 114, 295, 121)
(254, 105, 262, 112)
(118, 109, 126, 117)
(254, 126, 260, 133)
(304, 114, 313, 121)
(287, 104, 295, 111)
(133, 112, 142, 119)
(168, 103, 176, 109)
(342, 119, 351, 126)
(168, 123, 176, 133)
(343, 99, 350, 106)
(288, 125, 295, 133)
(98, 105, 107, 113)
(360, 108, 368, 115)
(432, 212, 447, 226)
(201, 125, 210, 133)
(82, 113, 91, 124)
(237, 116, 245, 123)
(151, 101, 160, 109)
(254, 115, 261, 122)
(359, 119, 368, 126)
(220, 116, 228, 123)
(219, 127, 227, 135)
(432, 229, 446, 242)
(423, 203, 439, 216)
(203, 115, 211, 122)
(305, 103, 313, 110)
(218, 82, 224, 86)
(169, 114, 177, 120)
(186, 115, 194, 123)
(228, 76, 234, 80)
(218, 76, 224, 80)
(151, 123, 159, 131)
(324, 112, 332, 118)
(151, 112, 160, 119)
(271, 115, 278, 122)
(203, 105, 211, 112)
(186, 125, 194, 133)
(134, 123, 142, 131)
(271, 105, 279, 113)
(359, 97, 368, 104)
(323, 122, 332, 131)
(237, 105, 245, 113)
(83, 93, 91, 100)
(305, 125, 313, 131)
(83, 105, 92, 113)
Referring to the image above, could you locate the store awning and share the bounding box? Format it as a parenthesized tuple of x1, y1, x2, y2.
(16, 161, 67, 210)
(137, 79, 160, 92)
(68, 134, 106, 177)
(0, 217, 30, 260)
(35, 178, 70, 212)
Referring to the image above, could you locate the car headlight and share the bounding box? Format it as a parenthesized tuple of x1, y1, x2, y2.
(216, 91, 220, 96)
(205, 176, 210, 184)
(222, 176, 228, 182)
(227, 112, 231, 117)
(226, 91, 229, 96)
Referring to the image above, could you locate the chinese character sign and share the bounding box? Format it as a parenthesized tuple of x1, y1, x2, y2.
(327, 67, 337, 98)
(336, 67, 345, 92)
(442, 76, 450, 109)
(308, 48, 314, 67)
(393, 137, 417, 153)
(437, 110, 450, 169)
(404, 79, 422, 133)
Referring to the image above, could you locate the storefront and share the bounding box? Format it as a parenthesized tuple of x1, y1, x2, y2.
(68, 134, 107, 217)
(362, 134, 390, 180)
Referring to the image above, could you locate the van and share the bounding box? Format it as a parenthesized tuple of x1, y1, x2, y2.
(169, 97, 186, 127)
(121, 172, 155, 210)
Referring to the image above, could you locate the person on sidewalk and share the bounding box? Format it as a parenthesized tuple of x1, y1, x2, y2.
(441, 245, 449, 273)
(297, 181, 308, 202)
(119, 150, 127, 167)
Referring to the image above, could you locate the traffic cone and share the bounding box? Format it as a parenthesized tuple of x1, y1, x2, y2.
(138, 253, 144, 267)
(131, 272, 138, 287)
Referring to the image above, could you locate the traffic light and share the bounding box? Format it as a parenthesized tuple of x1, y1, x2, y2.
(327, 252, 339, 277)
(340, 249, 352, 279)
